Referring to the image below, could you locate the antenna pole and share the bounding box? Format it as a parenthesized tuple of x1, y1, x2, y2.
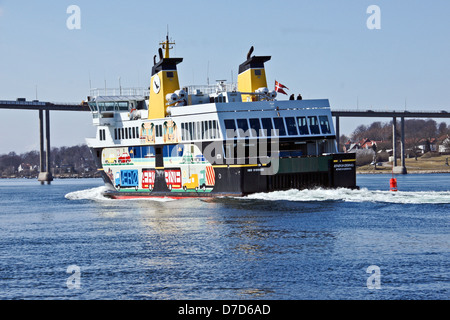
(207, 61, 210, 85)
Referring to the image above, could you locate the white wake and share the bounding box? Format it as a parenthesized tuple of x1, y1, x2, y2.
(65, 186, 175, 202)
(65, 186, 111, 201)
(65, 186, 450, 204)
(244, 188, 450, 204)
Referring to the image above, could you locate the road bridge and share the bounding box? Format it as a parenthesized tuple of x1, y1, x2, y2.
(1, 99, 449, 180)
(0, 100, 89, 183)
(332, 110, 450, 174)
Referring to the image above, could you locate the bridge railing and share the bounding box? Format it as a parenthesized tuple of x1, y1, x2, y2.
(0, 100, 46, 106)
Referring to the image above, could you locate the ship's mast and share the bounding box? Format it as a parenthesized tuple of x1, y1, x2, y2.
(160, 32, 175, 59)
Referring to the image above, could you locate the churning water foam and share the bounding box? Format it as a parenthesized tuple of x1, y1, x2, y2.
(65, 186, 174, 202)
(65, 186, 450, 204)
(244, 187, 450, 204)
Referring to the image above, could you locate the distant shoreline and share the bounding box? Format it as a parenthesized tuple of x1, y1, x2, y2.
(357, 170, 450, 174)
(2, 172, 449, 180)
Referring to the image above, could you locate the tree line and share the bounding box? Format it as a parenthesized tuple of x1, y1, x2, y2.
(0, 145, 97, 178)
(340, 119, 450, 151)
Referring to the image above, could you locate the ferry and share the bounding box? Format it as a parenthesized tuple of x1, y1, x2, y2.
(85, 36, 357, 199)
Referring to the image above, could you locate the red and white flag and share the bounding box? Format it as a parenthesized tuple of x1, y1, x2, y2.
(275, 80, 289, 95)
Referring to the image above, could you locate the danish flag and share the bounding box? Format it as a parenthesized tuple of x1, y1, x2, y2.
(275, 80, 289, 95)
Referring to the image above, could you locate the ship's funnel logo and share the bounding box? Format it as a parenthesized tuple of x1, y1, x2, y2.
(152, 75, 161, 94)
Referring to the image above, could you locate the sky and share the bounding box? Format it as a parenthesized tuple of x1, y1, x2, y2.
(0, 0, 449, 153)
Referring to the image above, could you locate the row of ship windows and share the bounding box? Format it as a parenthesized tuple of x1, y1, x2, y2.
(224, 115, 331, 138)
(180, 120, 220, 141)
(99, 115, 331, 142)
(100, 125, 166, 142)
(114, 127, 140, 140)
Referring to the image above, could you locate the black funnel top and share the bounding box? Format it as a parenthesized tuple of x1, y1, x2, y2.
(238, 55, 271, 74)
(151, 58, 183, 76)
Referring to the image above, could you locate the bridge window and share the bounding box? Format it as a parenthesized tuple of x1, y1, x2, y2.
(319, 116, 331, 134)
(308, 116, 321, 135)
(88, 102, 98, 112)
(285, 117, 298, 136)
(273, 118, 287, 136)
(104, 102, 115, 112)
(236, 119, 250, 137)
(297, 117, 309, 135)
(249, 118, 261, 137)
(224, 119, 237, 139)
(117, 102, 128, 111)
(114, 128, 118, 140)
(261, 118, 273, 137)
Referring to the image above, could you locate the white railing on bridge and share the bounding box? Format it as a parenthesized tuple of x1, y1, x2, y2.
(0, 100, 46, 106)
(89, 87, 150, 97)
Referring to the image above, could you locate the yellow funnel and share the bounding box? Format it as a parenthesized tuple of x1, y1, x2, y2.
(237, 47, 271, 102)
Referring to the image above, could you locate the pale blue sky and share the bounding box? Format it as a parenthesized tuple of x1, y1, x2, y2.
(1, 0, 449, 153)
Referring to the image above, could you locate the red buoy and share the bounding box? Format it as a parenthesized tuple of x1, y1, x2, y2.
(390, 178, 398, 192)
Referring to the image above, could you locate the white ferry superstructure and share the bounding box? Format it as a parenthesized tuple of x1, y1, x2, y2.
(85, 36, 357, 199)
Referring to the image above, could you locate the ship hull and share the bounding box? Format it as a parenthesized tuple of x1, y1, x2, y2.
(91, 143, 357, 199)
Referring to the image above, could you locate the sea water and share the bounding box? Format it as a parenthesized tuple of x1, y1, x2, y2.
(0, 174, 448, 300)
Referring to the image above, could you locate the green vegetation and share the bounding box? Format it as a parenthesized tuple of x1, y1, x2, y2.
(0, 145, 99, 178)
(341, 118, 450, 173)
(357, 154, 450, 173)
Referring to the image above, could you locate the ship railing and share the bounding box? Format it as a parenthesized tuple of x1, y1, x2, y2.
(90, 87, 150, 97)
(186, 82, 237, 95)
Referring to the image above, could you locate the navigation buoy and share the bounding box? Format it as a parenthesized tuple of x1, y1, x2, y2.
(390, 178, 398, 192)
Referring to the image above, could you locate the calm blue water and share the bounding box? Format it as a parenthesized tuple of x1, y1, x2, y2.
(0, 174, 448, 300)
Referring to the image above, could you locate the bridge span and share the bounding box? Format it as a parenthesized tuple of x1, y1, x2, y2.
(1, 99, 449, 181)
(0, 100, 89, 183)
(332, 109, 450, 174)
